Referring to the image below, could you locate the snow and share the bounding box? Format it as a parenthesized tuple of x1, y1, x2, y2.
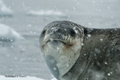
(100, 39, 103, 41)
(27, 10, 66, 17)
(81, 43, 84, 46)
(73, 27, 79, 34)
(0, 75, 57, 80)
(57, 47, 60, 50)
(104, 62, 107, 65)
(51, 78, 57, 80)
(0, 76, 42, 80)
(87, 34, 91, 38)
(0, 0, 13, 17)
(0, 23, 24, 41)
(108, 72, 113, 76)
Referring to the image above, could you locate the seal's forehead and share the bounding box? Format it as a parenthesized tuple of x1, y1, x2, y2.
(45, 23, 76, 37)
(43, 21, 84, 37)
(44, 21, 80, 29)
(44, 21, 62, 29)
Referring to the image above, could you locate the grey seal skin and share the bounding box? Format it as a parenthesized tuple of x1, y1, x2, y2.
(39, 21, 120, 80)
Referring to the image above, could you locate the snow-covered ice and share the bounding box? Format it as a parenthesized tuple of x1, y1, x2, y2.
(51, 78, 57, 80)
(0, 23, 24, 41)
(0, 75, 56, 80)
(0, 76, 42, 80)
(27, 10, 66, 17)
(0, 0, 13, 17)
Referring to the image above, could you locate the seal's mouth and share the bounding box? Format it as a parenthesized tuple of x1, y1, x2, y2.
(42, 33, 75, 49)
(46, 39, 66, 45)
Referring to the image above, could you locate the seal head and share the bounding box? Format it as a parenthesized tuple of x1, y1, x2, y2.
(40, 21, 84, 79)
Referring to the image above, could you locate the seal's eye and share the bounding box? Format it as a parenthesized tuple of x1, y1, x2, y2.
(42, 30, 46, 35)
(41, 30, 46, 38)
(69, 29, 76, 37)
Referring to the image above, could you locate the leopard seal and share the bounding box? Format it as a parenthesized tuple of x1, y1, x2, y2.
(40, 21, 120, 80)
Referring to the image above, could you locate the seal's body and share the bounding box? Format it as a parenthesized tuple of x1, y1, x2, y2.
(40, 21, 120, 80)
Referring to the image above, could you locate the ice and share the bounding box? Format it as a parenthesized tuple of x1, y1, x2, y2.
(88, 22, 92, 26)
(51, 78, 57, 80)
(0, 0, 13, 17)
(0, 75, 44, 80)
(0, 23, 24, 41)
(0, 75, 57, 80)
(27, 10, 66, 17)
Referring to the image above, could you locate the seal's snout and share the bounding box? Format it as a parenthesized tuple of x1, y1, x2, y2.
(43, 26, 77, 47)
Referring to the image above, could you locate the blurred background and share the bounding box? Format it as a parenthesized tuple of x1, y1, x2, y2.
(0, 0, 120, 80)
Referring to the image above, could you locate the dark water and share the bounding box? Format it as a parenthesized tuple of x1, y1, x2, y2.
(0, 0, 120, 80)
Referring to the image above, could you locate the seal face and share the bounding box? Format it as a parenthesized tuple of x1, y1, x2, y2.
(40, 21, 84, 79)
(40, 21, 120, 80)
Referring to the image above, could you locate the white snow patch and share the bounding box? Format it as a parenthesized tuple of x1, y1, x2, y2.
(51, 78, 57, 80)
(0, 75, 57, 80)
(57, 47, 60, 50)
(81, 43, 84, 46)
(100, 38, 103, 41)
(107, 73, 111, 76)
(0, 76, 43, 80)
(0, 0, 13, 16)
(87, 34, 91, 38)
(73, 27, 79, 33)
(88, 22, 92, 26)
(107, 72, 112, 76)
(0, 23, 24, 41)
(27, 10, 66, 17)
(104, 62, 107, 65)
